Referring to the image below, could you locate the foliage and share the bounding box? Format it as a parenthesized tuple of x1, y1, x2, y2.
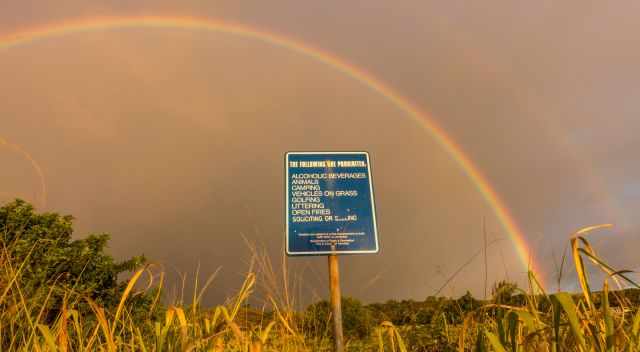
(2, 200, 640, 351)
(0, 199, 152, 342)
(304, 296, 375, 340)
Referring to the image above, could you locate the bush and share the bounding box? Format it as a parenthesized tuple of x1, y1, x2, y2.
(0, 199, 148, 322)
(303, 296, 376, 340)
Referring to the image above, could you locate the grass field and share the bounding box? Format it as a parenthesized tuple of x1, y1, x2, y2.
(2, 200, 640, 351)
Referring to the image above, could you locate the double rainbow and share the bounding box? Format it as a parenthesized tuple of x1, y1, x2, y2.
(0, 15, 543, 284)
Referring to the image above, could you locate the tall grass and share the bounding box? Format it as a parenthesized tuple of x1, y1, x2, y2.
(1, 224, 639, 351)
(0, 238, 407, 351)
(456, 224, 640, 351)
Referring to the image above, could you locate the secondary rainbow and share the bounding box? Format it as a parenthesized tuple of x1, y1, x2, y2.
(0, 15, 544, 284)
(0, 138, 47, 208)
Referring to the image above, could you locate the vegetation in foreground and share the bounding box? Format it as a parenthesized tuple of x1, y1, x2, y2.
(1, 199, 640, 351)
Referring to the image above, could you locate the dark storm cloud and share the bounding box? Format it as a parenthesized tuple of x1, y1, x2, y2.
(2, 1, 639, 303)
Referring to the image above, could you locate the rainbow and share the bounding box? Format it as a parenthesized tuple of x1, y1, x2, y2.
(0, 137, 47, 208)
(0, 15, 544, 284)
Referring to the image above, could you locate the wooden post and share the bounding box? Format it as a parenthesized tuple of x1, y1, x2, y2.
(328, 253, 344, 352)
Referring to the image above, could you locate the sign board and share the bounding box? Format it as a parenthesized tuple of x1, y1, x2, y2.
(285, 151, 379, 255)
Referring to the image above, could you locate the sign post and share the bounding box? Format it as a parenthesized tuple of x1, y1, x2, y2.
(328, 252, 344, 351)
(285, 152, 379, 352)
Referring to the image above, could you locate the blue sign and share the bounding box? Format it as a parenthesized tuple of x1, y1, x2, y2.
(286, 152, 379, 255)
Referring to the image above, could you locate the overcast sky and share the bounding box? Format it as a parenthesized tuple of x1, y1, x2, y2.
(2, 1, 640, 305)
